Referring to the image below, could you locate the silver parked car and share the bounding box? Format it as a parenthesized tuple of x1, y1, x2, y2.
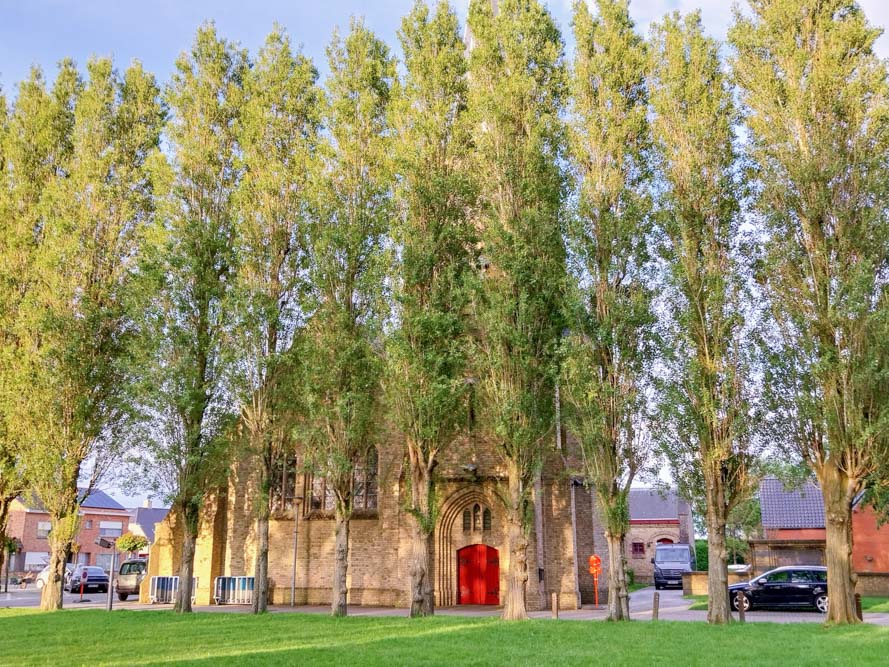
(35, 563, 74, 590)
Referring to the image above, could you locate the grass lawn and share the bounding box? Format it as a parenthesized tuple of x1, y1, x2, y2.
(683, 595, 889, 613)
(627, 582, 649, 593)
(1, 608, 887, 666)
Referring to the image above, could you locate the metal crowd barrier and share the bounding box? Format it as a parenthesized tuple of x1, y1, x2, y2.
(214, 576, 255, 605)
(149, 576, 197, 604)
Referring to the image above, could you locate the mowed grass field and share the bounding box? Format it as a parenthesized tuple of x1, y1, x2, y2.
(1, 609, 888, 666)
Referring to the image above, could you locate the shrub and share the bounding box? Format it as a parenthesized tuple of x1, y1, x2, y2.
(116, 533, 148, 554)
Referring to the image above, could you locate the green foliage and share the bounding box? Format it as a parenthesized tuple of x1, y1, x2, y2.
(695, 539, 709, 572)
(0, 55, 163, 609)
(233, 25, 321, 526)
(135, 24, 246, 527)
(297, 19, 394, 515)
(561, 0, 654, 543)
(116, 532, 149, 554)
(649, 10, 759, 524)
(731, 0, 889, 500)
(387, 0, 476, 526)
(467, 0, 567, 500)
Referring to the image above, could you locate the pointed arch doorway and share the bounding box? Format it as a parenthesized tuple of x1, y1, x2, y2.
(457, 544, 499, 605)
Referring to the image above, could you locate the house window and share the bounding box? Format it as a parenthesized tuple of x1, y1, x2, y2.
(95, 553, 113, 573)
(36, 521, 51, 539)
(631, 542, 645, 558)
(270, 455, 299, 513)
(99, 521, 122, 537)
(85, 520, 93, 530)
(307, 449, 378, 513)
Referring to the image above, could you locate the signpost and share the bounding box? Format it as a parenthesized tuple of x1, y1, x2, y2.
(96, 537, 117, 612)
(588, 555, 601, 607)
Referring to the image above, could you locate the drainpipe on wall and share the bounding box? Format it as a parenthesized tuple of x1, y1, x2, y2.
(534, 474, 546, 607)
(569, 480, 581, 608)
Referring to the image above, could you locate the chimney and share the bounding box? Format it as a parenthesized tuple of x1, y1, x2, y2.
(143, 497, 152, 509)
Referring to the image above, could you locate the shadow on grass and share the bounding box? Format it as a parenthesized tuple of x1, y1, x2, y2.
(1, 609, 888, 666)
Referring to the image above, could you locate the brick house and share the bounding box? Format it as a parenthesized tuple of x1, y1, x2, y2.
(125, 502, 170, 558)
(6, 489, 130, 572)
(624, 488, 694, 583)
(147, 428, 613, 610)
(750, 476, 889, 594)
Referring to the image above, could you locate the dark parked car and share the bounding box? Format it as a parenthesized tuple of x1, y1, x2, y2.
(729, 566, 828, 613)
(65, 565, 109, 594)
(116, 559, 147, 601)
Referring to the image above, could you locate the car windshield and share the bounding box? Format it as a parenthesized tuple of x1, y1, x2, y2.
(85, 567, 106, 575)
(655, 547, 688, 563)
(120, 562, 145, 575)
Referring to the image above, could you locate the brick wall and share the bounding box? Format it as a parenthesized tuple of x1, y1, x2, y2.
(852, 506, 889, 573)
(625, 523, 684, 583)
(148, 428, 613, 610)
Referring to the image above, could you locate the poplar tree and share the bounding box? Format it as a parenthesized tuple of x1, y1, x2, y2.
(3, 58, 163, 611)
(388, 0, 476, 617)
(466, 0, 567, 620)
(298, 20, 393, 618)
(561, 0, 653, 622)
(233, 27, 321, 614)
(731, 0, 889, 624)
(0, 90, 26, 587)
(141, 25, 246, 614)
(649, 12, 756, 625)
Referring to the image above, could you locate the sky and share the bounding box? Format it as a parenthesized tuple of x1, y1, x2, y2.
(3, 0, 888, 507)
(2, 1, 888, 96)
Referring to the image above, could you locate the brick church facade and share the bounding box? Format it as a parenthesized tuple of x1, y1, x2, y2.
(146, 429, 612, 610)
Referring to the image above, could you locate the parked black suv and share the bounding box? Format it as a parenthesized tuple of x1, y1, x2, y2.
(729, 566, 828, 613)
(653, 544, 696, 590)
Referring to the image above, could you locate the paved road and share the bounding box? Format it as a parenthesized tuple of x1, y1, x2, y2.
(1, 584, 142, 610)
(4, 583, 888, 625)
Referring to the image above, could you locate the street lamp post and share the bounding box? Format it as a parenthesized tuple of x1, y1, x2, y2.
(290, 496, 304, 607)
(96, 537, 117, 612)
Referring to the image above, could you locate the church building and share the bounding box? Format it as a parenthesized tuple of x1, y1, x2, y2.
(145, 429, 612, 610)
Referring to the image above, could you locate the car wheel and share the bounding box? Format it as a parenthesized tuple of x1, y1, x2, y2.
(118, 592, 128, 602)
(731, 592, 751, 612)
(36, 579, 45, 590)
(815, 593, 829, 613)
(655, 583, 662, 591)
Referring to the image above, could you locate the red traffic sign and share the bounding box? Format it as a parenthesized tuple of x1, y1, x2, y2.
(588, 554, 602, 575)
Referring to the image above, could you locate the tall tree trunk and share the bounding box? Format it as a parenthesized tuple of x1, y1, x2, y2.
(332, 508, 350, 617)
(502, 467, 529, 620)
(604, 530, 630, 621)
(175, 506, 199, 614)
(705, 482, 730, 625)
(40, 511, 78, 611)
(0, 496, 11, 587)
(819, 462, 859, 624)
(40, 543, 67, 611)
(253, 455, 271, 614)
(408, 462, 434, 617)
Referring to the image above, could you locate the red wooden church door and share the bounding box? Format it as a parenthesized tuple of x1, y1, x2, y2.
(457, 544, 499, 605)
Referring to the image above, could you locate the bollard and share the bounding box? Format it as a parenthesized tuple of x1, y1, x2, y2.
(855, 593, 863, 621)
(737, 592, 746, 623)
(652, 591, 660, 621)
(552, 592, 559, 619)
